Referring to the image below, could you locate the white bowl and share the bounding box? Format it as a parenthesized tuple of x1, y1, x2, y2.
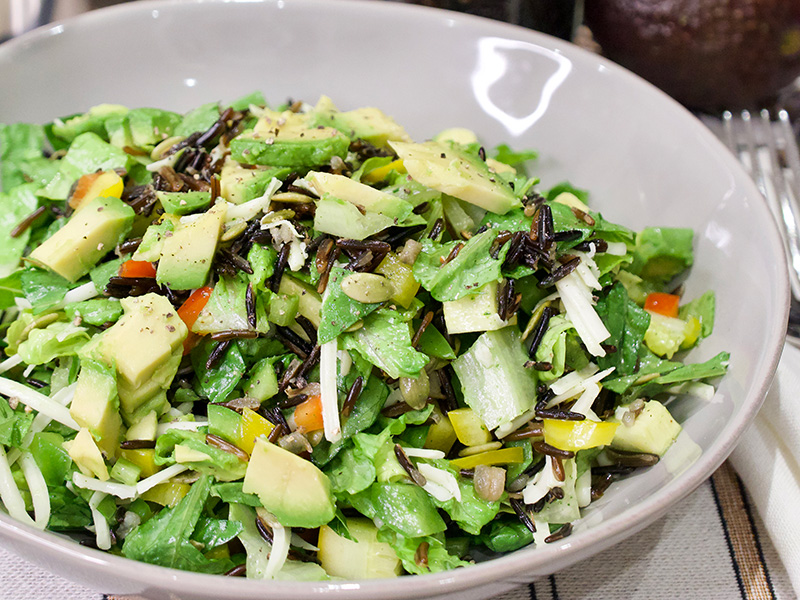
(0, 1, 788, 598)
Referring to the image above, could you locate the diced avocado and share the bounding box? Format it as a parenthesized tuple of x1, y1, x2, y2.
(132, 215, 178, 262)
(278, 275, 321, 328)
(433, 127, 479, 145)
(443, 281, 515, 334)
(95, 294, 186, 420)
(451, 328, 537, 431)
(314, 195, 395, 241)
(51, 104, 129, 143)
(66, 428, 110, 480)
(219, 160, 291, 205)
(156, 191, 211, 215)
(318, 517, 402, 579)
(245, 358, 279, 402)
(307, 171, 413, 220)
(390, 140, 519, 214)
(28, 197, 135, 282)
(644, 311, 689, 359)
(126, 411, 158, 441)
(313, 97, 411, 148)
(610, 400, 682, 456)
(229, 120, 350, 168)
(208, 404, 241, 445)
(242, 437, 336, 528)
(69, 358, 123, 457)
(629, 227, 694, 283)
(174, 444, 213, 464)
(156, 203, 226, 290)
(126, 108, 182, 148)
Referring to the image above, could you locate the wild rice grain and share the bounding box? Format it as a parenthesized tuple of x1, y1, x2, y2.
(342, 376, 364, 417)
(533, 441, 575, 460)
(394, 444, 427, 487)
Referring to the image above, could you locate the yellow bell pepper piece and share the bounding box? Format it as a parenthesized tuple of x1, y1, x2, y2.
(362, 159, 405, 184)
(448, 408, 492, 446)
(374, 253, 420, 309)
(450, 446, 525, 469)
(140, 481, 191, 507)
(238, 407, 275, 455)
(69, 171, 124, 211)
(119, 448, 161, 478)
(680, 317, 702, 349)
(543, 419, 618, 452)
(424, 404, 458, 454)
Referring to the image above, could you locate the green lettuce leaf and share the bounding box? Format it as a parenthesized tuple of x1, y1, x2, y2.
(341, 309, 427, 379)
(0, 184, 39, 278)
(0, 123, 46, 192)
(596, 283, 651, 376)
(377, 531, 470, 575)
(412, 229, 504, 302)
(318, 267, 383, 345)
(16, 322, 91, 366)
(0, 397, 34, 448)
(154, 430, 247, 481)
(123, 475, 232, 574)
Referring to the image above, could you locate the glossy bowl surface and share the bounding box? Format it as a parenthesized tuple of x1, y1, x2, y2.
(0, 1, 788, 598)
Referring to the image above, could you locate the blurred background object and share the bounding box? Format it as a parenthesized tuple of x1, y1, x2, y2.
(0, 0, 53, 42)
(583, 0, 800, 113)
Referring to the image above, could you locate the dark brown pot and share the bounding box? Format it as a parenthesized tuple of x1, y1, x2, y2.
(584, 0, 800, 112)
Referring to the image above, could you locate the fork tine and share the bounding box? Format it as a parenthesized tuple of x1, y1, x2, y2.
(778, 110, 800, 204)
(753, 110, 800, 300)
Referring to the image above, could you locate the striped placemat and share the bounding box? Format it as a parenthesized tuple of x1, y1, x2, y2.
(1, 463, 794, 600)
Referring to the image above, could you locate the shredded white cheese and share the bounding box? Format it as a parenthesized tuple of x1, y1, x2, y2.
(226, 177, 283, 222)
(400, 447, 446, 460)
(319, 339, 341, 443)
(19, 452, 50, 530)
(495, 407, 538, 438)
(532, 517, 551, 547)
(0, 355, 23, 375)
(605, 241, 628, 256)
(156, 419, 208, 436)
(522, 456, 564, 505)
(7, 383, 76, 467)
(0, 445, 35, 527)
(63, 281, 100, 305)
(261, 217, 308, 271)
(417, 463, 461, 502)
(0, 377, 79, 430)
(555, 271, 610, 357)
(136, 464, 189, 496)
(546, 366, 615, 408)
(576, 467, 592, 508)
(72, 473, 137, 499)
(146, 149, 183, 173)
(256, 507, 290, 579)
(89, 491, 112, 550)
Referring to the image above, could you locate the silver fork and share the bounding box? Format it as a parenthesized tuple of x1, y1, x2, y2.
(720, 109, 800, 345)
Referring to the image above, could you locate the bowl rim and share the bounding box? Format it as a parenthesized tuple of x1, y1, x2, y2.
(0, 0, 789, 597)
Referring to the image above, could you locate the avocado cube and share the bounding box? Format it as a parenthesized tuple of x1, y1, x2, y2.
(306, 171, 413, 220)
(318, 517, 402, 579)
(443, 281, 515, 334)
(95, 294, 186, 421)
(69, 359, 123, 457)
(219, 161, 290, 205)
(278, 275, 322, 328)
(156, 203, 226, 290)
(229, 123, 350, 168)
(29, 197, 135, 282)
(156, 191, 211, 216)
(390, 140, 520, 215)
(316, 105, 411, 149)
(610, 400, 682, 456)
(242, 438, 335, 528)
(66, 428, 110, 481)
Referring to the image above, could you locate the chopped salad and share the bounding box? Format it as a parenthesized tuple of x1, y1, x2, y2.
(0, 93, 728, 579)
